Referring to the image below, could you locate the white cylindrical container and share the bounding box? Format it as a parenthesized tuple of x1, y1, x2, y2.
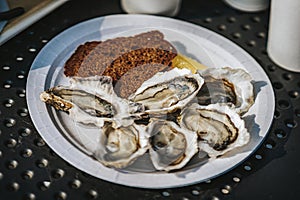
(121, 0, 182, 17)
(224, 0, 270, 12)
(267, 0, 300, 72)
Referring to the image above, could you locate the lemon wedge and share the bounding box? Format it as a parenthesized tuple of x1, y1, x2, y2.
(172, 54, 208, 73)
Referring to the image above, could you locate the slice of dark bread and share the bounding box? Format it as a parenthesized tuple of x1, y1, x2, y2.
(63, 30, 177, 98)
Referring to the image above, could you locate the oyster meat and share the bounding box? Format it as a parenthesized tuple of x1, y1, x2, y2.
(40, 76, 144, 128)
(197, 67, 254, 115)
(129, 68, 204, 114)
(94, 122, 149, 168)
(147, 119, 198, 171)
(179, 103, 250, 158)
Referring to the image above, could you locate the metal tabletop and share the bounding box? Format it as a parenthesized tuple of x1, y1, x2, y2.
(1, 0, 299, 199)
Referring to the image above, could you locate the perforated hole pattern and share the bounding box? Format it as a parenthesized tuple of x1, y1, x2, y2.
(0, 0, 299, 200)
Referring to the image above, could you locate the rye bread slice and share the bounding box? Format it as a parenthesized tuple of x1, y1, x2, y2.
(64, 30, 177, 98)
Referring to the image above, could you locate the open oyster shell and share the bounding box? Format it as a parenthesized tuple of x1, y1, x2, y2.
(94, 122, 149, 169)
(196, 67, 254, 115)
(147, 119, 198, 171)
(40, 76, 144, 128)
(129, 68, 204, 115)
(179, 103, 250, 158)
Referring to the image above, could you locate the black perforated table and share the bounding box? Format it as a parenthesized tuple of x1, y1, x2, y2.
(1, 0, 300, 199)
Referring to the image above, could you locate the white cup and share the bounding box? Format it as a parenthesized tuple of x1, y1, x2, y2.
(223, 0, 269, 12)
(121, 0, 182, 16)
(267, 0, 300, 72)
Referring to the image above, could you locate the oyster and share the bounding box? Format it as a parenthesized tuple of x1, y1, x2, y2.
(40, 76, 144, 128)
(129, 68, 204, 114)
(197, 67, 254, 115)
(94, 122, 148, 168)
(94, 122, 149, 168)
(147, 119, 198, 171)
(179, 103, 250, 158)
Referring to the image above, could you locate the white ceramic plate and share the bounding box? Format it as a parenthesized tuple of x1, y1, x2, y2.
(26, 14, 275, 188)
